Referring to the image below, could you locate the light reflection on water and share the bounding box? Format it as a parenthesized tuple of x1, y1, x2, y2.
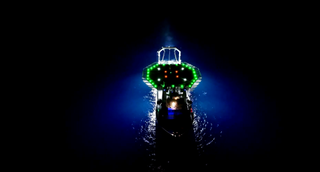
(139, 89, 157, 145)
(133, 89, 222, 170)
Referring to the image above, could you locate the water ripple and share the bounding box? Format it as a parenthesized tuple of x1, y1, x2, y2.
(133, 89, 222, 171)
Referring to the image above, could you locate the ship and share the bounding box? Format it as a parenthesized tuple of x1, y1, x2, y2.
(142, 46, 202, 137)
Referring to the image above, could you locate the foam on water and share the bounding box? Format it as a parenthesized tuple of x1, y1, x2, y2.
(133, 89, 222, 171)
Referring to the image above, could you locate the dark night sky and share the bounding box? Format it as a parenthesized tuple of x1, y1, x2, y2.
(57, 8, 289, 110)
(45, 5, 299, 171)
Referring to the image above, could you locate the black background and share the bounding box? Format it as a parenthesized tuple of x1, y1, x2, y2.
(40, 3, 300, 171)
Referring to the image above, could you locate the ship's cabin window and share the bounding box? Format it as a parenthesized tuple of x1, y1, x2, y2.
(166, 97, 185, 110)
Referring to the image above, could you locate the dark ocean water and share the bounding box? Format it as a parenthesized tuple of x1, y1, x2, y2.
(63, 61, 281, 171)
(61, 11, 286, 171)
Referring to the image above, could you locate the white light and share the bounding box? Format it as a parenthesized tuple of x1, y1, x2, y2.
(184, 78, 187, 81)
(158, 78, 161, 81)
(157, 90, 163, 103)
(170, 101, 177, 109)
(158, 68, 160, 70)
(181, 67, 184, 70)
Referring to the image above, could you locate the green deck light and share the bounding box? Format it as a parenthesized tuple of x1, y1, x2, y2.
(143, 48, 201, 92)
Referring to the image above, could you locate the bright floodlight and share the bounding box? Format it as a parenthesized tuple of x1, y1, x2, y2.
(183, 78, 187, 81)
(170, 101, 177, 109)
(158, 78, 161, 81)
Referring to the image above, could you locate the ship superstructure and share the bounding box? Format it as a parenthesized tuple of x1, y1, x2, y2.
(142, 47, 202, 137)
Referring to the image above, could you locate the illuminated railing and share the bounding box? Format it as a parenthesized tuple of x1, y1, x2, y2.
(157, 46, 181, 64)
